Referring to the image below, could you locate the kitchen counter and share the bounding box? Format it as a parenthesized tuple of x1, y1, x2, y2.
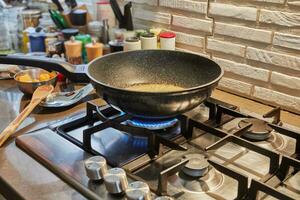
(0, 79, 299, 200)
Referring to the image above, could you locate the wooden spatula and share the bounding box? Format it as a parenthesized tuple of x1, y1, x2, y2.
(0, 85, 54, 147)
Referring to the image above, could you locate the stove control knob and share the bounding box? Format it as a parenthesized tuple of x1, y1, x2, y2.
(104, 168, 128, 194)
(84, 156, 107, 181)
(125, 181, 151, 200)
(155, 196, 174, 200)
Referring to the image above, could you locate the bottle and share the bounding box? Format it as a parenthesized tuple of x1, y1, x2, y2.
(101, 19, 110, 54)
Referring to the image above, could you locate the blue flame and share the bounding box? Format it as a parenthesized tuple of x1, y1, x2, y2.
(127, 118, 178, 130)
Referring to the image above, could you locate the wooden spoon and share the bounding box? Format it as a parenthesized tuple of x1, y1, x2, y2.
(0, 85, 54, 147)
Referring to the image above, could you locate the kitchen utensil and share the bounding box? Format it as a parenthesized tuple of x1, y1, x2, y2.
(40, 83, 94, 107)
(71, 9, 87, 26)
(0, 85, 53, 147)
(0, 50, 223, 119)
(49, 9, 68, 29)
(52, 10, 68, 28)
(48, 9, 63, 29)
(65, 0, 77, 9)
(52, 0, 64, 11)
(14, 69, 58, 95)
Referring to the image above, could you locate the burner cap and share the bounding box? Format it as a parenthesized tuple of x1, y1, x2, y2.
(238, 118, 273, 141)
(182, 154, 209, 177)
(127, 118, 178, 130)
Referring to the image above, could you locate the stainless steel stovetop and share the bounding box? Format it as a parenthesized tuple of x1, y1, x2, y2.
(15, 98, 300, 200)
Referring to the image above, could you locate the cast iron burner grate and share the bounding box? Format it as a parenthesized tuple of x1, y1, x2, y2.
(238, 118, 273, 141)
(56, 102, 188, 166)
(214, 105, 300, 159)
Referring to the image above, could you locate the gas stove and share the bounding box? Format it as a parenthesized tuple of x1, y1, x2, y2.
(15, 98, 300, 200)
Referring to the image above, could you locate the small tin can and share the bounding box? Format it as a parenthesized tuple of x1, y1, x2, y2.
(159, 32, 176, 50)
(124, 37, 141, 51)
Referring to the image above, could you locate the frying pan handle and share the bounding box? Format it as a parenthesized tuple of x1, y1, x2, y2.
(0, 54, 89, 83)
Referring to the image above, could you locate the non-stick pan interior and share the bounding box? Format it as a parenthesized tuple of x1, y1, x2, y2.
(88, 50, 222, 90)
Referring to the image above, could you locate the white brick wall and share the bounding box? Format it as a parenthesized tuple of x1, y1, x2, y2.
(160, 0, 207, 14)
(288, 0, 300, 6)
(271, 72, 300, 90)
(215, 22, 272, 43)
(134, 9, 171, 24)
(172, 15, 213, 33)
(126, 0, 300, 113)
(253, 87, 300, 111)
(273, 32, 300, 51)
(246, 47, 300, 71)
(213, 57, 270, 82)
(218, 77, 253, 95)
(209, 3, 257, 21)
(175, 31, 204, 48)
(253, 0, 285, 4)
(259, 9, 300, 27)
(207, 39, 246, 57)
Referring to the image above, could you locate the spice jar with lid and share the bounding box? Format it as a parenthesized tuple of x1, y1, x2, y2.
(140, 33, 157, 50)
(86, 40, 103, 62)
(64, 36, 82, 65)
(124, 37, 141, 51)
(159, 32, 176, 50)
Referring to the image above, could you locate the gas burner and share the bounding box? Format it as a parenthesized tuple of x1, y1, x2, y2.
(238, 118, 273, 141)
(182, 154, 209, 177)
(169, 155, 224, 194)
(127, 118, 178, 130)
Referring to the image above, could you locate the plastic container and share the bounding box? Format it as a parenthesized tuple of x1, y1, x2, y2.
(86, 40, 103, 62)
(29, 32, 46, 52)
(64, 37, 82, 64)
(124, 37, 141, 51)
(140, 33, 157, 50)
(159, 32, 176, 50)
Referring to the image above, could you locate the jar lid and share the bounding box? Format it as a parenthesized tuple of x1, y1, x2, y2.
(125, 37, 140, 42)
(72, 9, 87, 15)
(29, 32, 46, 38)
(141, 32, 155, 38)
(160, 32, 176, 38)
(62, 28, 79, 35)
(109, 40, 124, 47)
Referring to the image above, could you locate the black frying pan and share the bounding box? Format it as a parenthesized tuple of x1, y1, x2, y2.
(0, 50, 223, 119)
